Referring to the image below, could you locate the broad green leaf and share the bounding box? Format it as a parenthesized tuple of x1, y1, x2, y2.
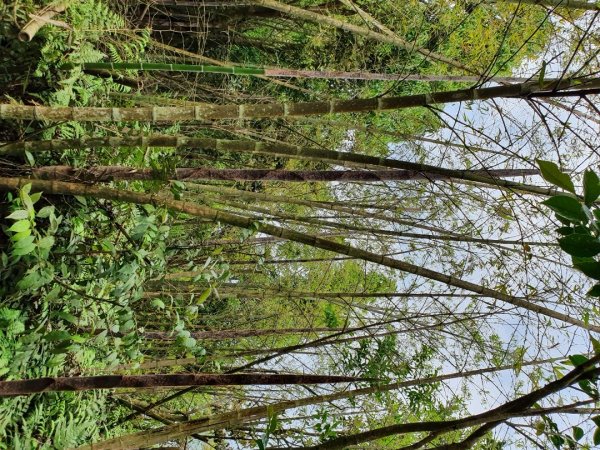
(9, 220, 30, 233)
(593, 416, 600, 427)
(542, 196, 587, 222)
(556, 214, 572, 225)
(56, 311, 78, 324)
(6, 210, 29, 220)
(592, 336, 600, 355)
(36, 206, 55, 218)
(573, 426, 584, 441)
(12, 242, 36, 256)
(574, 260, 600, 280)
(537, 159, 575, 193)
(556, 226, 573, 235)
(558, 234, 600, 257)
(568, 354, 589, 366)
(44, 330, 71, 342)
(13, 235, 35, 249)
(11, 229, 31, 242)
(24, 150, 35, 166)
(50, 341, 72, 354)
(594, 427, 600, 446)
(37, 236, 55, 250)
(584, 170, 600, 205)
(29, 191, 42, 204)
(196, 288, 212, 305)
(587, 284, 600, 297)
(151, 299, 165, 310)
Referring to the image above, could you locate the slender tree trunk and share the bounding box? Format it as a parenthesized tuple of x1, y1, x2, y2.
(0, 177, 594, 332)
(62, 61, 534, 83)
(102, 328, 343, 340)
(2, 135, 543, 195)
(0, 373, 362, 397)
(1, 78, 596, 121)
(485, 0, 599, 11)
(31, 165, 538, 183)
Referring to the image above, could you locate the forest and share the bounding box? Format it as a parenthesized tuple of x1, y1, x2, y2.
(0, 0, 600, 449)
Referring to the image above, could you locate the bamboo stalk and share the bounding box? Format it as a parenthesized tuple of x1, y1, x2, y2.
(2, 78, 596, 122)
(0, 177, 595, 333)
(31, 165, 538, 183)
(0, 373, 363, 397)
(486, 0, 599, 11)
(60, 61, 533, 83)
(1, 135, 550, 196)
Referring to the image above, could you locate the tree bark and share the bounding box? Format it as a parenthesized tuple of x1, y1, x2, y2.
(31, 165, 538, 183)
(485, 0, 599, 11)
(1, 78, 596, 121)
(0, 373, 363, 397)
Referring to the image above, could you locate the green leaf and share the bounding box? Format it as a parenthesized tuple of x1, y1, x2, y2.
(556, 226, 573, 235)
(542, 196, 587, 222)
(37, 206, 55, 218)
(9, 220, 30, 233)
(55, 311, 78, 324)
(6, 210, 29, 220)
(568, 354, 589, 366)
(537, 159, 575, 193)
(587, 284, 600, 297)
(151, 299, 165, 310)
(37, 236, 55, 250)
(74, 195, 87, 206)
(44, 330, 72, 342)
(12, 242, 36, 256)
(196, 288, 212, 305)
(594, 427, 600, 446)
(574, 260, 600, 280)
(558, 234, 600, 257)
(29, 191, 42, 204)
(538, 61, 546, 85)
(592, 336, 600, 355)
(24, 150, 35, 166)
(13, 234, 34, 249)
(584, 170, 600, 205)
(11, 229, 31, 243)
(573, 426, 584, 441)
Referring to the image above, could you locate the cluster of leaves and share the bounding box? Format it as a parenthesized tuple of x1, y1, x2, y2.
(0, 183, 175, 445)
(537, 160, 600, 448)
(537, 160, 600, 297)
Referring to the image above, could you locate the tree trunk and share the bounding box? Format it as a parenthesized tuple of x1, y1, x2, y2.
(31, 165, 538, 183)
(486, 0, 599, 11)
(0, 373, 363, 397)
(1, 78, 596, 121)
(62, 61, 534, 83)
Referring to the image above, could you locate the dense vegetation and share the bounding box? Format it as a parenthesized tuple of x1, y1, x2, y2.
(1, 0, 599, 449)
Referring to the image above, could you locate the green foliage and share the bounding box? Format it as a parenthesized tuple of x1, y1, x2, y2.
(537, 161, 600, 449)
